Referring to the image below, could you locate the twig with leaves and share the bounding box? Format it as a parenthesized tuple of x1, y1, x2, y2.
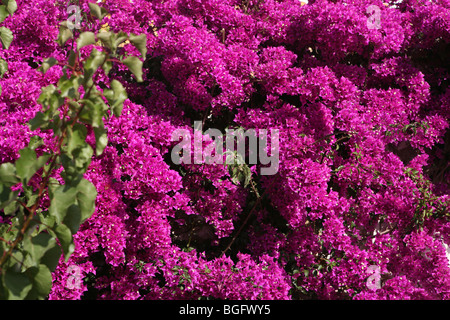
(0, 3, 146, 299)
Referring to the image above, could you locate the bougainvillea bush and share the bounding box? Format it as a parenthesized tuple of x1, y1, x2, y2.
(0, 0, 449, 299)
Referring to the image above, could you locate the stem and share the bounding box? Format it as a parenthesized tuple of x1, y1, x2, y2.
(0, 237, 10, 245)
(220, 178, 274, 256)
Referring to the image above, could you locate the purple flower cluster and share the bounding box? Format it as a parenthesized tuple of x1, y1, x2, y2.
(1, 0, 450, 299)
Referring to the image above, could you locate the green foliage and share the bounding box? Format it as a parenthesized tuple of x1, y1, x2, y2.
(76, 32, 96, 51)
(0, 25, 12, 49)
(129, 34, 147, 58)
(225, 151, 252, 188)
(405, 167, 450, 229)
(87, 2, 108, 20)
(0, 58, 7, 78)
(0, 6, 9, 23)
(56, 22, 74, 47)
(2, 0, 17, 15)
(103, 80, 127, 117)
(0, 0, 15, 49)
(0, 4, 145, 299)
(122, 56, 144, 82)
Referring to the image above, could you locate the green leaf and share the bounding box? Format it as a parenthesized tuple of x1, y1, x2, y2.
(38, 57, 58, 74)
(3, 267, 33, 300)
(68, 101, 80, 114)
(2, 0, 17, 15)
(58, 75, 81, 99)
(0, 26, 13, 49)
(104, 79, 127, 116)
(122, 56, 143, 82)
(0, 223, 15, 245)
(46, 177, 59, 196)
(129, 33, 147, 58)
(36, 210, 55, 230)
(78, 98, 104, 128)
(114, 31, 128, 48)
(36, 153, 51, 169)
(88, 2, 108, 20)
(37, 84, 57, 107)
(23, 233, 57, 265)
(0, 1, 14, 23)
(24, 264, 52, 300)
(0, 6, 8, 23)
(84, 48, 105, 70)
(53, 224, 74, 261)
(2, 199, 18, 215)
(47, 95, 64, 114)
(28, 111, 49, 131)
(73, 145, 93, 174)
(83, 48, 105, 82)
(0, 163, 19, 211)
(63, 204, 81, 235)
(48, 178, 96, 225)
(48, 112, 62, 136)
(57, 24, 73, 47)
(243, 165, 251, 187)
(96, 31, 114, 51)
(15, 148, 50, 185)
(0, 184, 18, 210)
(67, 123, 87, 155)
(15, 148, 37, 184)
(27, 136, 44, 151)
(25, 193, 39, 207)
(76, 31, 95, 51)
(93, 126, 108, 156)
(40, 243, 62, 272)
(102, 59, 112, 75)
(60, 156, 81, 185)
(75, 178, 97, 222)
(68, 50, 76, 67)
(0, 162, 18, 186)
(48, 185, 77, 224)
(0, 57, 7, 78)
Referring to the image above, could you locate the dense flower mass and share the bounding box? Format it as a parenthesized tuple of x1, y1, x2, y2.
(1, 0, 450, 299)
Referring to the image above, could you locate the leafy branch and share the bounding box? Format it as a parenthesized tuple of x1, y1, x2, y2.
(0, 4, 146, 299)
(405, 168, 450, 229)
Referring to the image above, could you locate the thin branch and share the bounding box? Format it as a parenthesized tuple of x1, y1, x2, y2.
(220, 178, 275, 256)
